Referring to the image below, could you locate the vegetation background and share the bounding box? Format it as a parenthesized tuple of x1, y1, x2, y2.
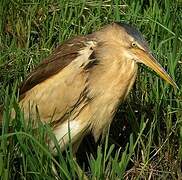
(0, 0, 181, 179)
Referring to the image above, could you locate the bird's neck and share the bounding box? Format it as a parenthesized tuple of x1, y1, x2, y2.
(88, 44, 138, 100)
(87, 47, 138, 141)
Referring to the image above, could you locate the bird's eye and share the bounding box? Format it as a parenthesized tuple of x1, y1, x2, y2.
(132, 42, 137, 48)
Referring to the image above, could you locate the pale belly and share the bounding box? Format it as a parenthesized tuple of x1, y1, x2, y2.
(52, 77, 136, 151)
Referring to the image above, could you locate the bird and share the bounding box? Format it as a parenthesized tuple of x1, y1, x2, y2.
(7, 22, 177, 153)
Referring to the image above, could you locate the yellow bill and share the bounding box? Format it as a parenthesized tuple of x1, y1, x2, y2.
(133, 49, 178, 89)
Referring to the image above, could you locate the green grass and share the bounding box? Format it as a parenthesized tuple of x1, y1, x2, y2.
(0, 0, 182, 179)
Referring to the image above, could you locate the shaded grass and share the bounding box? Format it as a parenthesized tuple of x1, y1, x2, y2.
(0, 0, 182, 179)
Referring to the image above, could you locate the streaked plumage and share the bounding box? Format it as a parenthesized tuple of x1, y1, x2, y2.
(9, 22, 176, 152)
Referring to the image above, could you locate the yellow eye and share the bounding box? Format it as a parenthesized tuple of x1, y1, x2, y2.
(132, 42, 137, 48)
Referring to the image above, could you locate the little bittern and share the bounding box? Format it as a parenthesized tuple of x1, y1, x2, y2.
(8, 22, 177, 152)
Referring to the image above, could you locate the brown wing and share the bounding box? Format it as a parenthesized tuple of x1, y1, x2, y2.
(20, 36, 91, 96)
(17, 35, 98, 125)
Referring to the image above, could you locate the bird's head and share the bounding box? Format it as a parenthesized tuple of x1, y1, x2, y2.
(100, 22, 177, 88)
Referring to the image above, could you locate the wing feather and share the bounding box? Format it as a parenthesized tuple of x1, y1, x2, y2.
(18, 35, 98, 125)
(20, 36, 91, 96)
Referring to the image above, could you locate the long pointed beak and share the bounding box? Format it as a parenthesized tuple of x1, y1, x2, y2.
(132, 49, 178, 88)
